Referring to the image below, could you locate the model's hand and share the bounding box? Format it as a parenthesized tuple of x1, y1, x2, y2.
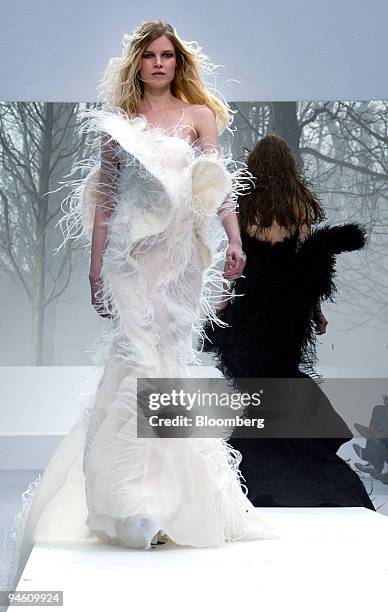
(89, 273, 112, 319)
(313, 309, 328, 335)
(223, 242, 246, 280)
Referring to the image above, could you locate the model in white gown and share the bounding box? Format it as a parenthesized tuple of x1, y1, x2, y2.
(0, 105, 276, 597)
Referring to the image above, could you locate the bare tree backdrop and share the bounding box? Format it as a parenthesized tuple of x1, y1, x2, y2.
(1, 100, 387, 365)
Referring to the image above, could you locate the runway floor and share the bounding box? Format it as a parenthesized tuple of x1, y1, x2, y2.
(13, 507, 388, 612)
(1, 438, 387, 611)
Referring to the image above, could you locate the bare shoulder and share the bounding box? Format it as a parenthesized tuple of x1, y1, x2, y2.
(187, 104, 218, 151)
(189, 103, 214, 116)
(188, 103, 215, 124)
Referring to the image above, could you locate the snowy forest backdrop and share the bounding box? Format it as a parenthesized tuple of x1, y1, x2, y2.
(0, 101, 387, 369)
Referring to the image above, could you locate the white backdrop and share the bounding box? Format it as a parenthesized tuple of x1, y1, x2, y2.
(1, 0, 388, 102)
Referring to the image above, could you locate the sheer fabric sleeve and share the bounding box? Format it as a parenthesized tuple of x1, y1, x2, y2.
(217, 192, 236, 222)
(89, 133, 120, 276)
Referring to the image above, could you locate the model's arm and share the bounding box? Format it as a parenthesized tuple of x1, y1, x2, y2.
(89, 132, 120, 318)
(194, 105, 245, 281)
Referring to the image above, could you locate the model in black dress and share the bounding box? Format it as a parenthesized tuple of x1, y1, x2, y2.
(203, 134, 375, 510)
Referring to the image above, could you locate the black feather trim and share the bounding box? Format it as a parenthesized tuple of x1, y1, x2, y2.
(201, 223, 367, 382)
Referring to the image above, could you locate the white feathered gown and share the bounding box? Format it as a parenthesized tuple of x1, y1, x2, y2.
(1, 107, 276, 596)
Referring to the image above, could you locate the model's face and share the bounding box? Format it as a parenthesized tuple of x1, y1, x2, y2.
(139, 35, 177, 88)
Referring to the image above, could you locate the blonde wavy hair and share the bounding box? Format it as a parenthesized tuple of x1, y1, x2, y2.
(96, 20, 234, 134)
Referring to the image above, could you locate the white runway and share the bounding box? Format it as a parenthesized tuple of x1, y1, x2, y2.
(15, 507, 388, 612)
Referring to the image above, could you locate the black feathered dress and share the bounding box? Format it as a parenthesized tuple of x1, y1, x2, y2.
(203, 223, 375, 510)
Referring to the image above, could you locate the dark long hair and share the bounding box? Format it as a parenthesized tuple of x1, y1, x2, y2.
(238, 134, 325, 237)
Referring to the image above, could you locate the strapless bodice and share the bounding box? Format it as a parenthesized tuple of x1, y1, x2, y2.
(76, 107, 233, 269)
